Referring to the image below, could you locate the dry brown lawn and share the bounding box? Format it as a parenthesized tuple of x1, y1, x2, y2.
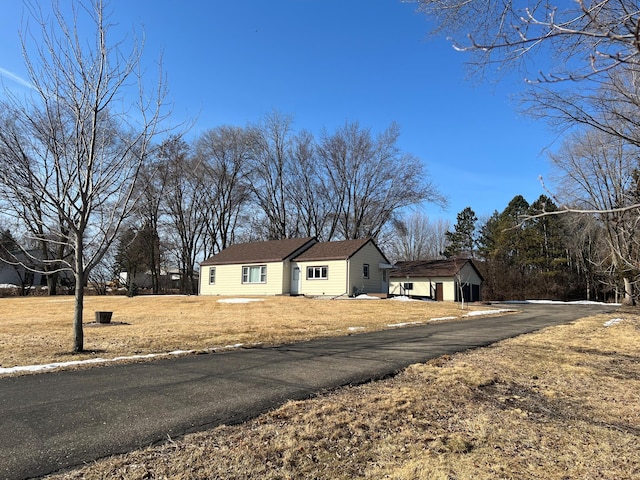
(0, 295, 492, 371)
(44, 307, 640, 480)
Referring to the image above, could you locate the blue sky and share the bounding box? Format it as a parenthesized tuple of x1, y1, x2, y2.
(0, 0, 556, 224)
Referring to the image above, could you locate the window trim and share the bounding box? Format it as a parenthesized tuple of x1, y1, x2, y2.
(306, 265, 328, 280)
(242, 265, 267, 284)
(209, 267, 216, 285)
(363, 263, 369, 279)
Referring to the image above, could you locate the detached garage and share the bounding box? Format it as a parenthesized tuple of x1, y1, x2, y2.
(389, 258, 484, 302)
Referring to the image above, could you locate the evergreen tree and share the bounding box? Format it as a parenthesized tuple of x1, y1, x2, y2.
(443, 207, 477, 258)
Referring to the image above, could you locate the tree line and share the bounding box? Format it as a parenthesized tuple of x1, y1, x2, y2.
(413, 0, 640, 304)
(109, 113, 445, 295)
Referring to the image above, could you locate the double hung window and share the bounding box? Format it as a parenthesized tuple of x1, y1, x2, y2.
(307, 266, 328, 280)
(242, 265, 267, 284)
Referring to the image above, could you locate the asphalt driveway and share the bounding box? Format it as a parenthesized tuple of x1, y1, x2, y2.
(0, 302, 616, 479)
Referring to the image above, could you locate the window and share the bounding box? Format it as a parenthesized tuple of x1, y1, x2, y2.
(363, 264, 369, 279)
(242, 265, 266, 284)
(307, 266, 328, 280)
(209, 267, 216, 285)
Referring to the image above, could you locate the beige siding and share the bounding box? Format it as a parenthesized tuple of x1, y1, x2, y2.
(296, 259, 348, 296)
(199, 262, 288, 296)
(389, 276, 457, 300)
(348, 242, 388, 295)
(390, 265, 483, 302)
(296, 242, 388, 296)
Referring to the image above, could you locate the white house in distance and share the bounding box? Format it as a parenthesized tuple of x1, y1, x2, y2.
(199, 237, 392, 297)
(389, 258, 484, 302)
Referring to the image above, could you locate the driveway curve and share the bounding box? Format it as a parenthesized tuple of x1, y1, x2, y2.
(0, 302, 616, 479)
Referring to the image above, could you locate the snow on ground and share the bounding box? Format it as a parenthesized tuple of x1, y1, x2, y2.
(389, 295, 417, 302)
(428, 316, 457, 322)
(387, 321, 423, 327)
(0, 284, 19, 289)
(0, 344, 255, 375)
(463, 309, 514, 317)
(504, 299, 620, 306)
(348, 326, 365, 331)
(0, 351, 191, 375)
(603, 318, 624, 327)
(354, 294, 381, 300)
(217, 298, 265, 304)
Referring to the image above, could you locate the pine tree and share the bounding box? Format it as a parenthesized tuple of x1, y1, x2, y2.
(443, 207, 477, 258)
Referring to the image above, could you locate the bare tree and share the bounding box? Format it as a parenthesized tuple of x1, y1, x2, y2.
(161, 137, 205, 295)
(317, 121, 446, 240)
(387, 212, 449, 262)
(287, 130, 334, 240)
(0, 0, 168, 351)
(414, 1, 640, 81)
(195, 126, 253, 255)
(248, 111, 294, 240)
(549, 129, 640, 304)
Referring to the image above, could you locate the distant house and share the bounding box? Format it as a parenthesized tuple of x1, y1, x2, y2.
(199, 237, 392, 297)
(0, 249, 73, 293)
(389, 258, 484, 302)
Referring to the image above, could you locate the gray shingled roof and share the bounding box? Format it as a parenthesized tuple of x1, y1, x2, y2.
(391, 258, 484, 280)
(200, 237, 316, 266)
(293, 238, 382, 262)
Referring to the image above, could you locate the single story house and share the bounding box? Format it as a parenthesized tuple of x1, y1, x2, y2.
(199, 237, 392, 297)
(389, 258, 484, 302)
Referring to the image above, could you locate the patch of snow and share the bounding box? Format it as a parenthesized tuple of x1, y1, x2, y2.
(603, 318, 624, 327)
(0, 284, 18, 289)
(388, 321, 423, 327)
(463, 309, 513, 317)
(167, 350, 195, 355)
(348, 326, 365, 331)
(389, 295, 417, 302)
(354, 294, 381, 300)
(217, 298, 265, 304)
(503, 299, 620, 306)
(0, 344, 256, 376)
(428, 316, 456, 322)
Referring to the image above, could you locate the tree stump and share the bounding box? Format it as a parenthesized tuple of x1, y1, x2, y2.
(95, 311, 113, 324)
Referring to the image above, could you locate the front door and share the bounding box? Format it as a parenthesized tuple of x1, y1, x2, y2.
(435, 282, 443, 301)
(291, 265, 301, 295)
(380, 268, 388, 294)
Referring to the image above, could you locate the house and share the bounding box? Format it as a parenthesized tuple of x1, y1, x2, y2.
(290, 238, 392, 297)
(0, 248, 73, 293)
(199, 237, 392, 297)
(389, 258, 484, 302)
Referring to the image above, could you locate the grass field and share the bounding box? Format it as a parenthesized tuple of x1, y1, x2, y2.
(42, 306, 639, 479)
(0, 295, 493, 370)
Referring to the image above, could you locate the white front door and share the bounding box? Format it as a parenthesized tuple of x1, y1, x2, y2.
(291, 265, 301, 295)
(380, 268, 389, 294)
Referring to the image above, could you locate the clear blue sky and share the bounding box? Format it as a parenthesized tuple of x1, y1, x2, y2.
(0, 0, 556, 224)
